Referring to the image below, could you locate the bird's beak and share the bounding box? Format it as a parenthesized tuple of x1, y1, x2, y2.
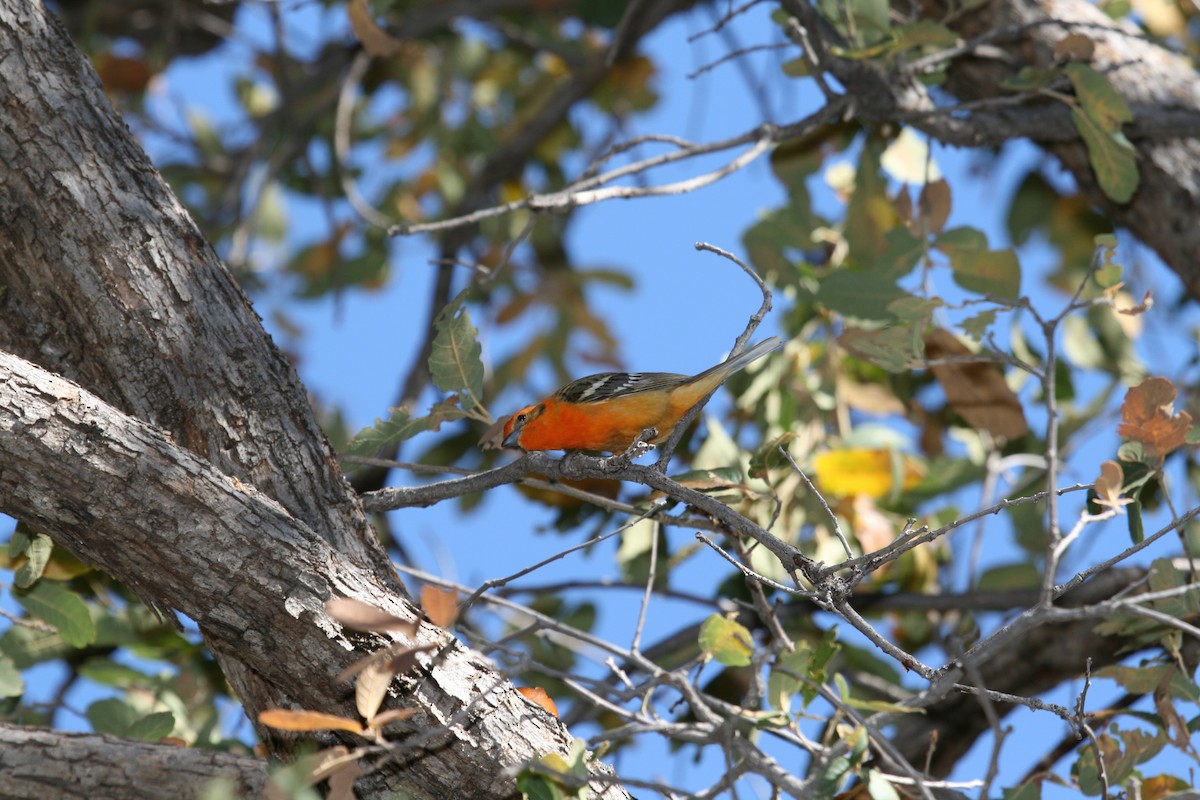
(502, 427, 522, 449)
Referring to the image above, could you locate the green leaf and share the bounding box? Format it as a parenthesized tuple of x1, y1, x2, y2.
(977, 562, 1041, 591)
(781, 56, 811, 77)
(0, 656, 24, 698)
(1001, 65, 1059, 92)
(839, 325, 920, 373)
(961, 309, 998, 340)
(7, 523, 31, 558)
(344, 399, 467, 458)
(129, 711, 176, 742)
(1071, 107, 1139, 203)
(15, 581, 95, 648)
(1065, 63, 1132, 132)
(13, 532, 53, 588)
(1096, 663, 1170, 694)
(875, 227, 925, 280)
(935, 226, 988, 252)
(344, 408, 429, 457)
(890, 20, 958, 51)
(817, 270, 910, 322)
(516, 772, 565, 800)
(867, 770, 901, 800)
(768, 647, 811, 711)
(430, 294, 484, 411)
(698, 614, 754, 667)
(77, 657, 153, 687)
(1003, 778, 1043, 800)
(1127, 498, 1144, 544)
(947, 248, 1021, 299)
(86, 698, 175, 742)
(818, 755, 854, 799)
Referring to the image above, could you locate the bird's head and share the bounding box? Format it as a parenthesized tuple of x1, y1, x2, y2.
(501, 403, 544, 449)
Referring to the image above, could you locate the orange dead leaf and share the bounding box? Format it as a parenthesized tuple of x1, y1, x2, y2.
(1117, 377, 1192, 460)
(421, 585, 459, 629)
(325, 598, 418, 636)
(258, 708, 363, 734)
(924, 328, 1028, 441)
(516, 686, 560, 717)
(1092, 460, 1130, 512)
(1140, 775, 1191, 800)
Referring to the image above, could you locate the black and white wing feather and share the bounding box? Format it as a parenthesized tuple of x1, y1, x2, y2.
(556, 372, 687, 403)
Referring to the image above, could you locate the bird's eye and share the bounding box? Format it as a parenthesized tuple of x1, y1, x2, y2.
(516, 413, 528, 423)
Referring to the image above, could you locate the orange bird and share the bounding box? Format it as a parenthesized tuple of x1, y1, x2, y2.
(501, 337, 784, 453)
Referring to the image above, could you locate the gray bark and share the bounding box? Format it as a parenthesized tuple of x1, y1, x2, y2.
(0, 3, 626, 798)
(0, 724, 268, 800)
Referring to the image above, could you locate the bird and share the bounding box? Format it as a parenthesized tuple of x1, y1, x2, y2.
(500, 336, 784, 453)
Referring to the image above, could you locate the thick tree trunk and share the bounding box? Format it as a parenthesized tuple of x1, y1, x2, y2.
(0, 3, 626, 797)
(0, 723, 268, 800)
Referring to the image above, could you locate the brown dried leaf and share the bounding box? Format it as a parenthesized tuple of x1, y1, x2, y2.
(1154, 670, 1192, 748)
(347, 0, 404, 57)
(335, 648, 394, 685)
(1115, 290, 1153, 316)
(326, 761, 363, 800)
(478, 414, 511, 451)
(516, 686, 560, 717)
(918, 179, 951, 235)
(421, 585, 459, 629)
(924, 328, 1028, 441)
(325, 598, 418, 636)
(368, 707, 421, 729)
(1117, 377, 1192, 459)
(892, 188, 913, 227)
(300, 747, 360, 786)
(840, 379, 906, 416)
(386, 643, 440, 675)
(258, 708, 363, 734)
(355, 659, 394, 724)
(1054, 33, 1095, 61)
(1092, 460, 1130, 511)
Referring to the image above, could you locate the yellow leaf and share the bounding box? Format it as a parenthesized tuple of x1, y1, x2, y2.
(812, 448, 923, 499)
(1131, 0, 1187, 36)
(698, 614, 754, 667)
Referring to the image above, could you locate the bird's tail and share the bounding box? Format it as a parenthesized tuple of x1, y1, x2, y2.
(692, 336, 785, 384)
